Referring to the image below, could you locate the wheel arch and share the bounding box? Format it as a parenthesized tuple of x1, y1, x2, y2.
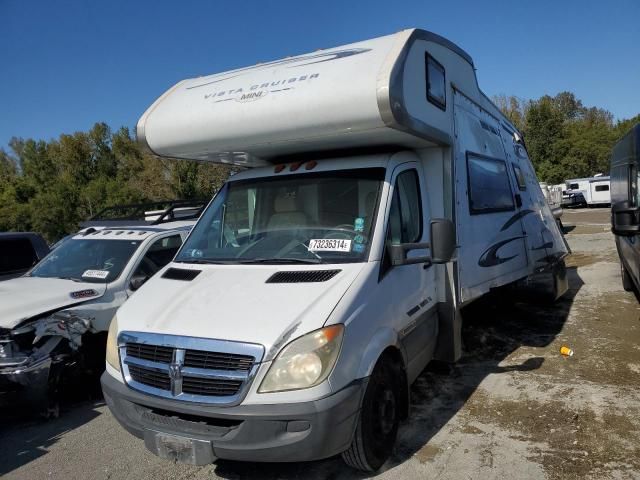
(355, 327, 409, 420)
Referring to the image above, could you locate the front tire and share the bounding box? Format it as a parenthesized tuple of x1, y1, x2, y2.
(342, 358, 401, 472)
(621, 263, 635, 292)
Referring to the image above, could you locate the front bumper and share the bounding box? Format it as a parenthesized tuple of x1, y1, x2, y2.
(0, 356, 52, 406)
(101, 371, 366, 464)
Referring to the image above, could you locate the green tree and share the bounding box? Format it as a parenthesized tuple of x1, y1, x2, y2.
(523, 96, 567, 182)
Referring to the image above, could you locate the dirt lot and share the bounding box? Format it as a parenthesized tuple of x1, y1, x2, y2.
(1, 208, 639, 480)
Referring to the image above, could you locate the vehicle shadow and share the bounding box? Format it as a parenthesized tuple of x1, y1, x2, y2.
(212, 266, 584, 479)
(0, 380, 105, 476)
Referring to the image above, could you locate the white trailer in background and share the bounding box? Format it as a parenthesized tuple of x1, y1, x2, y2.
(102, 28, 569, 471)
(586, 176, 611, 206)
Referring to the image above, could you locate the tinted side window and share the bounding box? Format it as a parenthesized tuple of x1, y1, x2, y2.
(388, 170, 423, 244)
(0, 238, 38, 273)
(513, 165, 527, 191)
(595, 184, 609, 192)
(425, 53, 446, 110)
(467, 154, 515, 214)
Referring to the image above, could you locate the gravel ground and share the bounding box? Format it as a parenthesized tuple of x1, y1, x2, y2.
(1, 207, 639, 480)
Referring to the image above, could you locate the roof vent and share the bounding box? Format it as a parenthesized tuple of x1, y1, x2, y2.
(266, 270, 341, 283)
(162, 268, 202, 281)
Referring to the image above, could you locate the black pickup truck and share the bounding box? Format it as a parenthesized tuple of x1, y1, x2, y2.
(0, 232, 50, 281)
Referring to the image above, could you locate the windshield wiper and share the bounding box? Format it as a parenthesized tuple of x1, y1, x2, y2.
(53, 275, 84, 282)
(237, 257, 323, 265)
(174, 259, 229, 265)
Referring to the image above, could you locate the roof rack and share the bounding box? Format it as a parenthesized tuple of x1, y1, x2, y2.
(80, 200, 207, 227)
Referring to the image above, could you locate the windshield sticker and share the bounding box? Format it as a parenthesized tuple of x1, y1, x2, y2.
(308, 239, 352, 252)
(354, 234, 365, 244)
(183, 248, 203, 258)
(353, 243, 366, 253)
(82, 270, 110, 280)
(354, 217, 365, 232)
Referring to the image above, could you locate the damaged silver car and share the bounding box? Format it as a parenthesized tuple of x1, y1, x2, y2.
(0, 202, 201, 415)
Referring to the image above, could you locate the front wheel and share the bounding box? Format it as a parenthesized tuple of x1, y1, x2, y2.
(342, 359, 401, 472)
(621, 263, 635, 292)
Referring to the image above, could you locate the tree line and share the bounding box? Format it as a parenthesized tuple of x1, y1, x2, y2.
(493, 91, 639, 184)
(0, 91, 638, 242)
(0, 124, 231, 242)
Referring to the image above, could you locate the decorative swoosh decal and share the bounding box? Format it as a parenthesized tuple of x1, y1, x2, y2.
(186, 48, 371, 90)
(532, 241, 553, 251)
(478, 236, 525, 267)
(500, 209, 535, 231)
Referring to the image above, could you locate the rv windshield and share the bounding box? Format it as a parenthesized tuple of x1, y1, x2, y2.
(30, 239, 142, 283)
(176, 168, 385, 264)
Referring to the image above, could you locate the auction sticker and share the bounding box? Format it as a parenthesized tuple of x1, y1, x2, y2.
(82, 269, 110, 280)
(308, 239, 352, 252)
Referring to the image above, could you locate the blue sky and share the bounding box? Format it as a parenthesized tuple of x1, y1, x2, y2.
(1, 0, 638, 151)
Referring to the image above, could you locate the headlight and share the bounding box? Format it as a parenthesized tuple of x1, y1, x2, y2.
(106, 315, 120, 372)
(259, 325, 344, 393)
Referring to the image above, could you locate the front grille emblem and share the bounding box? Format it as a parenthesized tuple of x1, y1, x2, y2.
(169, 349, 185, 396)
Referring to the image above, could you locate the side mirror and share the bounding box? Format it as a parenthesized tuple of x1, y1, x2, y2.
(388, 218, 456, 266)
(388, 242, 432, 266)
(612, 201, 640, 237)
(430, 218, 456, 263)
(130, 275, 149, 291)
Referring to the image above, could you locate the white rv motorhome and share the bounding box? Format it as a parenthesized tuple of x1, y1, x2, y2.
(101, 29, 569, 471)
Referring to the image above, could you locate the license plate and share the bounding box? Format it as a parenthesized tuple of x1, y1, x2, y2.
(156, 433, 195, 463)
(144, 431, 215, 465)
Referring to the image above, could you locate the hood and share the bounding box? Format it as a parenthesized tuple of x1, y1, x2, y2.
(0, 277, 107, 330)
(117, 263, 365, 359)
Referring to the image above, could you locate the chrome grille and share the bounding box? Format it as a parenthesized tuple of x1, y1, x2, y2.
(182, 377, 243, 396)
(183, 349, 254, 371)
(119, 332, 264, 406)
(126, 343, 173, 364)
(128, 364, 171, 390)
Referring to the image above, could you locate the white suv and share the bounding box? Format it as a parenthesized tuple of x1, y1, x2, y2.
(0, 201, 202, 415)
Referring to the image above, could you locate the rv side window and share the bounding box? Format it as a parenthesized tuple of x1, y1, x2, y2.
(569, 183, 580, 190)
(595, 184, 609, 192)
(425, 53, 446, 111)
(388, 170, 423, 244)
(467, 154, 515, 214)
(512, 165, 527, 191)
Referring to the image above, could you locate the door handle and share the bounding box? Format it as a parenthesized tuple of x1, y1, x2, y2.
(515, 193, 523, 208)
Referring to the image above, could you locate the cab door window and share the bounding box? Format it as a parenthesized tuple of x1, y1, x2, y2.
(389, 169, 423, 245)
(132, 234, 182, 279)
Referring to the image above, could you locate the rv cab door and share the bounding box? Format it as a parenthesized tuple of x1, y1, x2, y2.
(380, 159, 438, 382)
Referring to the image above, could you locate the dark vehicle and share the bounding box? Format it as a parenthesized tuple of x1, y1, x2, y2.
(561, 189, 586, 208)
(0, 232, 50, 281)
(610, 123, 640, 296)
